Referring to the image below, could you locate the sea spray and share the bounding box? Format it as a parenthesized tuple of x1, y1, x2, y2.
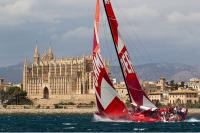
(93, 114, 131, 123)
(186, 118, 200, 122)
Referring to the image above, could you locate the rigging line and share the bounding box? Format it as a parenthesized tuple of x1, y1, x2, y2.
(100, 5, 109, 58)
(102, 0, 132, 103)
(101, 13, 122, 81)
(102, 14, 114, 63)
(104, 22, 125, 81)
(109, 2, 151, 82)
(103, 14, 119, 65)
(101, 2, 143, 67)
(110, 9, 149, 66)
(112, 1, 164, 79)
(100, 8, 119, 67)
(111, 1, 151, 65)
(112, 1, 154, 63)
(100, 5, 119, 81)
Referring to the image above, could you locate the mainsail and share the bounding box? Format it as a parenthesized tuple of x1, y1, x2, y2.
(93, 0, 128, 117)
(103, 0, 157, 110)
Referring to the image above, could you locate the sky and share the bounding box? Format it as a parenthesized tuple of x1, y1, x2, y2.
(0, 0, 200, 67)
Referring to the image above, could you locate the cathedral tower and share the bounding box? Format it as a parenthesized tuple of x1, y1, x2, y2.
(34, 46, 40, 65)
(48, 47, 54, 60)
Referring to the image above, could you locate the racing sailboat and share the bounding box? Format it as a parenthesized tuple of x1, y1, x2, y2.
(93, 0, 187, 122)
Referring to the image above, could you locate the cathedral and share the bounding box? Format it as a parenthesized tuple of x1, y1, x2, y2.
(23, 46, 95, 102)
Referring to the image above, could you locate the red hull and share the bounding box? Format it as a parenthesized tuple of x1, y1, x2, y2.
(95, 111, 187, 122)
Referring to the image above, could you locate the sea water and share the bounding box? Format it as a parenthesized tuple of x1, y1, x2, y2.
(0, 114, 199, 132)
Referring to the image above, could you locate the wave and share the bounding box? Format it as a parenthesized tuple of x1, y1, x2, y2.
(93, 114, 200, 123)
(62, 123, 77, 126)
(186, 118, 200, 122)
(93, 114, 131, 123)
(133, 128, 146, 131)
(63, 127, 75, 130)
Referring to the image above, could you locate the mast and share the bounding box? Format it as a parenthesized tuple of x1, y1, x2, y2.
(102, 0, 132, 103)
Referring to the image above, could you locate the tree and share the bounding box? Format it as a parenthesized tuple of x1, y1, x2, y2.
(5, 87, 32, 105)
(179, 81, 185, 88)
(170, 80, 178, 90)
(170, 80, 175, 87)
(175, 84, 179, 90)
(0, 89, 7, 104)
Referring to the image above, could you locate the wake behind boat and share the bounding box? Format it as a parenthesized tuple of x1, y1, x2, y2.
(92, 0, 187, 122)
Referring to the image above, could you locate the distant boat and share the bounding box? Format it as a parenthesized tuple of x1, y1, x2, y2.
(93, 0, 187, 122)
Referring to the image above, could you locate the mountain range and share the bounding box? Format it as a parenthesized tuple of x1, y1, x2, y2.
(0, 63, 23, 83)
(0, 63, 200, 83)
(111, 63, 200, 82)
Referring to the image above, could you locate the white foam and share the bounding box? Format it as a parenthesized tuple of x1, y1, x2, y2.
(93, 114, 131, 123)
(62, 123, 77, 126)
(63, 127, 75, 130)
(133, 128, 146, 131)
(186, 118, 200, 122)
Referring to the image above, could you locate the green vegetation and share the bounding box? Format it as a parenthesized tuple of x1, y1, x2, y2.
(54, 102, 76, 109)
(54, 101, 96, 109)
(179, 81, 185, 88)
(77, 101, 96, 108)
(0, 86, 32, 105)
(169, 80, 178, 90)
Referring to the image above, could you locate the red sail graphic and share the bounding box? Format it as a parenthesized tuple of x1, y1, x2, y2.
(103, 0, 156, 110)
(93, 0, 128, 117)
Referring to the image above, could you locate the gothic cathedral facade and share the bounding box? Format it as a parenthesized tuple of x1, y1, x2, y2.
(23, 46, 94, 101)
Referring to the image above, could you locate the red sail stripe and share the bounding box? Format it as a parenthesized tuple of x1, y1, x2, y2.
(104, 0, 156, 109)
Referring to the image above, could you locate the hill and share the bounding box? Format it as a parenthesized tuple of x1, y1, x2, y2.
(0, 63, 23, 83)
(111, 63, 200, 82)
(0, 63, 200, 83)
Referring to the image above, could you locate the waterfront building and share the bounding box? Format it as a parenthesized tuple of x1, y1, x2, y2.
(23, 46, 95, 104)
(156, 77, 166, 91)
(114, 82, 128, 102)
(186, 78, 200, 94)
(142, 81, 158, 94)
(168, 89, 198, 105)
(142, 77, 170, 94)
(112, 76, 200, 106)
(0, 77, 13, 90)
(148, 91, 163, 103)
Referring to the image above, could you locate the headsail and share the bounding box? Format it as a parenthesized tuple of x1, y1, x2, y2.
(93, 0, 128, 117)
(103, 0, 157, 110)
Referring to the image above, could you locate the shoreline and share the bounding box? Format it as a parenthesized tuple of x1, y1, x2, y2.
(0, 108, 199, 115)
(187, 108, 200, 115)
(0, 108, 97, 115)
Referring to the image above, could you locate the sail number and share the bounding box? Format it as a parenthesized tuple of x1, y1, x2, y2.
(120, 51, 134, 77)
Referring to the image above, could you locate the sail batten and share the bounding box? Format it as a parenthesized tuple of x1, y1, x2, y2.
(103, 0, 156, 110)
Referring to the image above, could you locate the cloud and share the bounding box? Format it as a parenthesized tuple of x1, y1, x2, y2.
(0, 0, 200, 66)
(120, 5, 159, 20)
(0, 0, 95, 26)
(0, 0, 33, 26)
(2, 0, 33, 15)
(167, 12, 200, 24)
(62, 27, 93, 40)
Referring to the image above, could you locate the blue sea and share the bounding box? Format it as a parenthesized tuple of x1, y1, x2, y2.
(0, 114, 199, 132)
